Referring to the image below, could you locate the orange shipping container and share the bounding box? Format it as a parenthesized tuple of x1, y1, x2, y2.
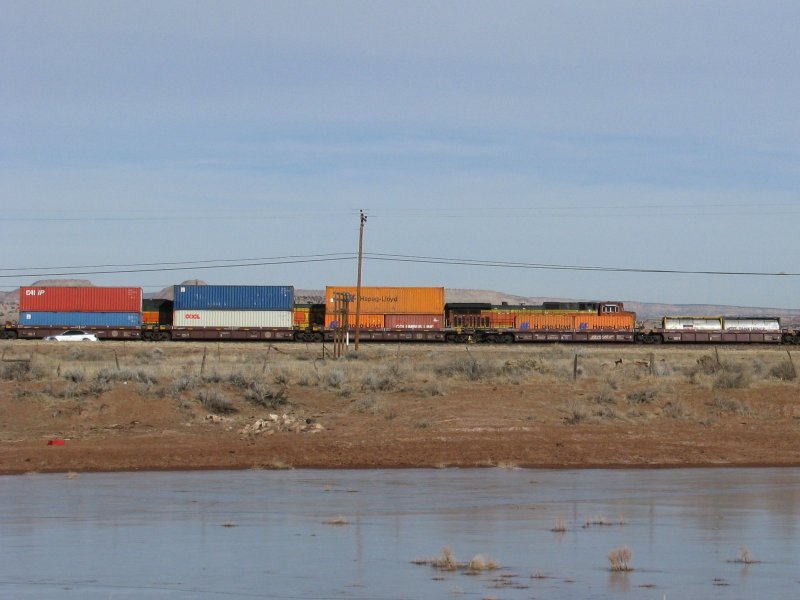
(325, 286, 444, 315)
(572, 313, 635, 331)
(324, 313, 385, 329)
(142, 311, 160, 324)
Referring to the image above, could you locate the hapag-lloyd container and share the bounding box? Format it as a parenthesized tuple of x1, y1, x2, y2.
(19, 287, 142, 313)
(21, 312, 142, 327)
(324, 286, 444, 315)
(174, 285, 294, 311)
(173, 310, 293, 328)
(384, 314, 444, 330)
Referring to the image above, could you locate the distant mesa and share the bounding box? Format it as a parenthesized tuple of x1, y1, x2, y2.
(30, 279, 93, 287)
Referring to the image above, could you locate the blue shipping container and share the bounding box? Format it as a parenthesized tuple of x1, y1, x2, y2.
(21, 312, 142, 327)
(173, 285, 294, 311)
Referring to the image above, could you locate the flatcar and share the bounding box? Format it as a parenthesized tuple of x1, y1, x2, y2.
(1, 284, 798, 345)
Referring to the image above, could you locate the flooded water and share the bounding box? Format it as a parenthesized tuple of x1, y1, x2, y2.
(2, 468, 799, 599)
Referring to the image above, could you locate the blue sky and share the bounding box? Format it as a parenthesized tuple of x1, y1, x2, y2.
(3, 1, 799, 307)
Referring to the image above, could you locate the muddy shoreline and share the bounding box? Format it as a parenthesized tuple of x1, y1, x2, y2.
(3, 342, 800, 475)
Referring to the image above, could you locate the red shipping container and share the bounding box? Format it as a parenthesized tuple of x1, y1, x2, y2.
(324, 314, 385, 329)
(384, 314, 444, 330)
(20, 287, 142, 313)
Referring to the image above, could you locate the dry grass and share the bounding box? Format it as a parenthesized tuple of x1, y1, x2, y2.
(562, 399, 589, 424)
(197, 389, 236, 414)
(429, 546, 459, 571)
(730, 545, 759, 564)
(607, 546, 632, 571)
(550, 518, 567, 532)
(467, 554, 501, 571)
(710, 396, 752, 415)
(322, 516, 349, 526)
(583, 516, 613, 528)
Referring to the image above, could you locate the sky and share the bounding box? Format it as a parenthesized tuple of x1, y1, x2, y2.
(2, 1, 800, 307)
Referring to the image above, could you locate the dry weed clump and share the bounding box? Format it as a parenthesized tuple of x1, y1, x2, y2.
(590, 386, 616, 405)
(435, 355, 500, 381)
(550, 518, 567, 532)
(169, 374, 201, 395)
(769, 361, 796, 381)
(562, 399, 589, 424)
(430, 547, 459, 570)
(325, 368, 347, 389)
(730, 545, 760, 564)
(361, 364, 405, 392)
(710, 396, 752, 415)
(1, 361, 38, 381)
(661, 399, 689, 419)
(467, 554, 501, 571)
(94, 367, 157, 385)
(582, 516, 613, 528)
(352, 394, 395, 419)
(62, 369, 86, 383)
(713, 365, 751, 390)
(626, 389, 658, 405)
(322, 516, 349, 526)
(197, 389, 236, 414)
(607, 546, 632, 571)
(245, 381, 289, 409)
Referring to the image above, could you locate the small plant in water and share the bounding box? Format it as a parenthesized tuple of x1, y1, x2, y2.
(550, 518, 567, 532)
(323, 516, 349, 526)
(467, 554, 500, 571)
(429, 547, 459, 571)
(731, 545, 759, 564)
(607, 546, 632, 571)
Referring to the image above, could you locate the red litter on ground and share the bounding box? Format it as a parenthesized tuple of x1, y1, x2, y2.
(47, 439, 66, 446)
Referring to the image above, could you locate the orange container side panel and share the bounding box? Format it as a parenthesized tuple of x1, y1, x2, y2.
(572, 313, 636, 331)
(324, 314, 385, 329)
(325, 286, 444, 315)
(142, 311, 160, 324)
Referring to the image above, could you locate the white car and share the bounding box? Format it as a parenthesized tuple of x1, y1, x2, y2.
(45, 330, 100, 342)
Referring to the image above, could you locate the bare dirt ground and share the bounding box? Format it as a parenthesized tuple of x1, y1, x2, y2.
(2, 341, 800, 474)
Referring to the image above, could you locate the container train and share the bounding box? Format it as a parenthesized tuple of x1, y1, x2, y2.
(2, 284, 799, 345)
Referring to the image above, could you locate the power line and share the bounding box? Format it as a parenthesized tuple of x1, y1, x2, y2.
(0, 253, 355, 272)
(0, 251, 796, 280)
(0, 256, 356, 278)
(362, 253, 800, 277)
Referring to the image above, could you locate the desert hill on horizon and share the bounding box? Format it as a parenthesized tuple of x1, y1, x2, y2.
(2, 280, 800, 323)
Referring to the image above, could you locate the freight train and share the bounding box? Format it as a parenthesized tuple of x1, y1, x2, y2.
(2, 284, 799, 345)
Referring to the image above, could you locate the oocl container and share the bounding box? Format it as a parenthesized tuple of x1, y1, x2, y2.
(173, 310, 293, 328)
(173, 285, 294, 311)
(20, 312, 142, 327)
(19, 287, 142, 313)
(325, 286, 444, 315)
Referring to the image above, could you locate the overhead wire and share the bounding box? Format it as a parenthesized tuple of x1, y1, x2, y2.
(0, 252, 796, 279)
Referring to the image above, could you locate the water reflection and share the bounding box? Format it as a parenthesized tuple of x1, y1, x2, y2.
(0, 468, 799, 599)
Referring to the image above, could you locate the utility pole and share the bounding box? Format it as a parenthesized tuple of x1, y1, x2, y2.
(354, 210, 367, 351)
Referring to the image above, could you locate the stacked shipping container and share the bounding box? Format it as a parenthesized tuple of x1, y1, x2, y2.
(324, 286, 445, 330)
(172, 285, 294, 328)
(19, 287, 143, 327)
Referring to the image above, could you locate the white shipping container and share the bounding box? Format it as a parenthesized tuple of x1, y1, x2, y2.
(173, 310, 294, 328)
(663, 317, 723, 331)
(723, 317, 781, 332)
